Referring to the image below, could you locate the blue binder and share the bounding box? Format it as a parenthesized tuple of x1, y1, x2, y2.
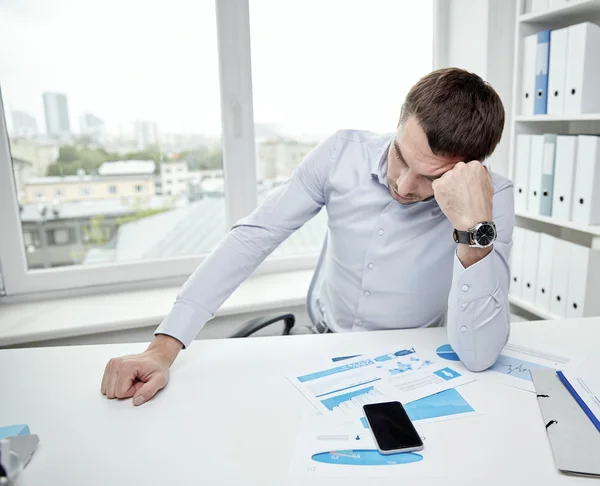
(534, 30, 551, 115)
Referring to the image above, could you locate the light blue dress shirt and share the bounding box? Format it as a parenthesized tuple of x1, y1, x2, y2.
(156, 130, 515, 371)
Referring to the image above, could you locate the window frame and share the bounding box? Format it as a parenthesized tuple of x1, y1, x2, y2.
(0, 0, 436, 299)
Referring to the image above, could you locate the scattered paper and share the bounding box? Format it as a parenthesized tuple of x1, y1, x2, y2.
(288, 346, 474, 423)
(435, 342, 575, 392)
(290, 406, 448, 479)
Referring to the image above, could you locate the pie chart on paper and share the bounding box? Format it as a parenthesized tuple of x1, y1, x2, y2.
(311, 449, 423, 466)
(436, 344, 460, 361)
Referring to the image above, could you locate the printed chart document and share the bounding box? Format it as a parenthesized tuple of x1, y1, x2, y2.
(288, 347, 474, 423)
(435, 342, 575, 392)
(291, 407, 447, 479)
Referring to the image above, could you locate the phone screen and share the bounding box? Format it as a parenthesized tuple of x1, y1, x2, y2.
(363, 401, 423, 452)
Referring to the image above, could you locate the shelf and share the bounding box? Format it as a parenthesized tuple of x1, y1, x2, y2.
(519, 0, 600, 24)
(515, 211, 600, 237)
(514, 113, 600, 122)
(509, 296, 559, 320)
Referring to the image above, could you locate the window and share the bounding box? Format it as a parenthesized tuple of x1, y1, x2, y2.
(23, 230, 41, 248)
(249, 0, 433, 258)
(46, 228, 75, 246)
(55, 189, 64, 197)
(0, 0, 435, 296)
(135, 184, 144, 193)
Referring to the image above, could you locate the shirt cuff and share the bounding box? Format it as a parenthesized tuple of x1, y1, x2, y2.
(154, 301, 213, 349)
(452, 250, 499, 303)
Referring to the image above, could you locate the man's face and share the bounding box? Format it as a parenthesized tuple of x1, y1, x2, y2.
(386, 116, 463, 204)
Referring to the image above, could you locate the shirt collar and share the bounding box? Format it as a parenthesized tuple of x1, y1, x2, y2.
(370, 134, 395, 187)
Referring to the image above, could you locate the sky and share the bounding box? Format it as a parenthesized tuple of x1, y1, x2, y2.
(0, 0, 433, 138)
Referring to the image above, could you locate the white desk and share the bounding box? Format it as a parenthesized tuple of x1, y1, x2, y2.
(1, 318, 598, 485)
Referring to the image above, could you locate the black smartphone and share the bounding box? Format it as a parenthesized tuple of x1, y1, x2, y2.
(363, 401, 424, 455)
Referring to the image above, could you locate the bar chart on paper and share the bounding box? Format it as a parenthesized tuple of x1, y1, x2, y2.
(320, 386, 386, 412)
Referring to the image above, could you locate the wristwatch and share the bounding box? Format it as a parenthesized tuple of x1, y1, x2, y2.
(453, 221, 497, 248)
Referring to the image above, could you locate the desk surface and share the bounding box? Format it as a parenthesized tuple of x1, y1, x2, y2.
(1, 318, 598, 486)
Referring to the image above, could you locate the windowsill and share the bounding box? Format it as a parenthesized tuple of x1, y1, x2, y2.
(0, 270, 313, 347)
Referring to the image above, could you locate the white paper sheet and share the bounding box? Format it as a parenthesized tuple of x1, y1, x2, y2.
(288, 346, 475, 423)
(435, 342, 575, 392)
(290, 407, 447, 479)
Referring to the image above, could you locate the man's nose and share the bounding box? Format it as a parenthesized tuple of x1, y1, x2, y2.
(396, 171, 421, 196)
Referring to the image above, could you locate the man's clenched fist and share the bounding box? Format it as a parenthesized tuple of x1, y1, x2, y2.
(432, 161, 493, 231)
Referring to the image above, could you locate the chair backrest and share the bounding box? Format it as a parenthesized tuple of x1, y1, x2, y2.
(306, 233, 328, 331)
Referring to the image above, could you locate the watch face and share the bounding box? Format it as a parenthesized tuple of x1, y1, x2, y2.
(474, 223, 496, 247)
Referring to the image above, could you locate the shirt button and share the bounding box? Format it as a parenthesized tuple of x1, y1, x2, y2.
(364, 291, 370, 297)
(460, 303, 467, 311)
(461, 326, 467, 333)
(368, 263, 374, 269)
(461, 285, 469, 292)
(378, 229, 384, 236)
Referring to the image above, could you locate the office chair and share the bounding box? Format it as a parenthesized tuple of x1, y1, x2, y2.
(228, 235, 329, 338)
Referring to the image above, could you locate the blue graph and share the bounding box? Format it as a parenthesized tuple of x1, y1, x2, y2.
(312, 449, 423, 466)
(320, 386, 376, 411)
(389, 362, 413, 375)
(405, 388, 474, 421)
(436, 344, 460, 361)
(490, 355, 546, 381)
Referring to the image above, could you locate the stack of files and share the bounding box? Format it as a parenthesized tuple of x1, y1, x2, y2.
(557, 367, 600, 433)
(513, 134, 600, 225)
(532, 369, 600, 477)
(521, 22, 600, 115)
(509, 229, 600, 318)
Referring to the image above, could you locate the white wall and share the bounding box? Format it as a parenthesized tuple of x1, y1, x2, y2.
(435, 0, 517, 177)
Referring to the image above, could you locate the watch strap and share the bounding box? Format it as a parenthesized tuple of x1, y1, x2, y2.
(453, 229, 471, 245)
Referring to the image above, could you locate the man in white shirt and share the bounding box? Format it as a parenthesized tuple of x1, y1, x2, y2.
(101, 68, 514, 407)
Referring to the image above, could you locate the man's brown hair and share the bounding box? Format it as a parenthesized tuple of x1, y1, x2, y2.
(399, 68, 505, 162)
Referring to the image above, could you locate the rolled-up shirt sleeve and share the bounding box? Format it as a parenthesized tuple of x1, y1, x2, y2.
(446, 179, 515, 371)
(154, 133, 339, 347)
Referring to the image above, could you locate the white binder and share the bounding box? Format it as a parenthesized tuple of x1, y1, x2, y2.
(513, 134, 531, 213)
(530, 0, 548, 12)
(547, 27, 568, 115)
(535, 233, 555, 313)
(547, 0, 567, 7)
(520, 35, 538, 116)
(571, 135, 600, 225)
(532, 369, 600, 477)
(521, 230, 541, 303)
(564, 244, 600, 319)
(510, 227, 526, 298)
(540, 134, 556, 217)
(527, 135, 544, 214)
(564, 22, 600, 114)
(552, 136, 577, 221)
(549, 238, 571, 317)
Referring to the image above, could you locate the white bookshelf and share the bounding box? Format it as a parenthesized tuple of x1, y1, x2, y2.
(516, 211, 600, 237)
(509, 0, 600, 318)
(515, 113, 600, 122)
(519, 0, 600, 24)
(509, 295, 559, 320)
